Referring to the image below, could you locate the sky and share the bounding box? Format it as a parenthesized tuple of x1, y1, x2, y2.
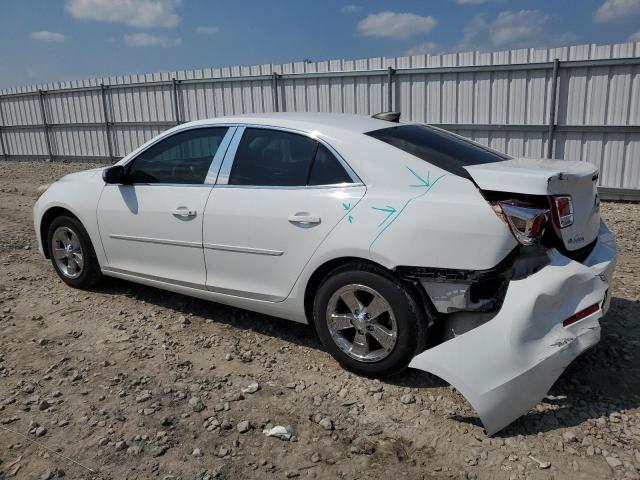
(1, 0, 639, 90)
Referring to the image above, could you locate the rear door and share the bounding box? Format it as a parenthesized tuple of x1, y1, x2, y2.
(97, 126, 233, 287)
(203, 126, 365, 301)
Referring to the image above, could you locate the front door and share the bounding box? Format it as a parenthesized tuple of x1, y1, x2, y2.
(97, 126, 232, 287)
(203, 126, 365, 301)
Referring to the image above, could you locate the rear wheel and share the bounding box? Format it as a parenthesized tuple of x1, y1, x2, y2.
(47, 215, 102, 289)
(313, 263, 428, 378)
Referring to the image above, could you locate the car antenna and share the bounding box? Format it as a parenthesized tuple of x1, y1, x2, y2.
(372, 111, 401, 122)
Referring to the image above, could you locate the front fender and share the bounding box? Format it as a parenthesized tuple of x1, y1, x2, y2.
(34, 172, 107, 267)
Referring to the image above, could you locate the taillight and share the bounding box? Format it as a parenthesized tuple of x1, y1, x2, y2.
(493, 201, 550, 246)
(551, 195, 574, 228)
(563, 303, 599, 327)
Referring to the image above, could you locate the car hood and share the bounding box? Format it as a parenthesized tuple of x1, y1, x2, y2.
(58, 167, 105, 183)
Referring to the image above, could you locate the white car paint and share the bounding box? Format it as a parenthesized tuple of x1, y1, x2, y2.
(34, 112, 616, 434)
(410, 222, 616, 435)
(465, 158, 601, 252)
(34, 167, 109, 267)
(203, 185, 366, 301)
(97, 183, 212, 286)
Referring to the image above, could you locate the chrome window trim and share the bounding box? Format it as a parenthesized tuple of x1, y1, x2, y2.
(215, 124, 364, 187)
(121, 124, 235, 186)
(213, 183, 365, 190)
(112, 183, 215, 188)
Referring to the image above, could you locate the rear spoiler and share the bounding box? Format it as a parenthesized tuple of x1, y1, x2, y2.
(372, 111, 400, 122)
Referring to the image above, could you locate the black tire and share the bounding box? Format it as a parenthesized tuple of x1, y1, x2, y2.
(313, 263, 428, 378)
(47, 215, 102, 289)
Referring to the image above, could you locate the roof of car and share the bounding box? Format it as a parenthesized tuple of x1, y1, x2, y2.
(182, 112, 403, 135)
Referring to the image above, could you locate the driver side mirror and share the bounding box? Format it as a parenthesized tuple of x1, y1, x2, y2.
(103, 165, 128, 184)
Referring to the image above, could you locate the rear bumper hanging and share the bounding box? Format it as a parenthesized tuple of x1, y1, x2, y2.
(409, 221, 617, 435)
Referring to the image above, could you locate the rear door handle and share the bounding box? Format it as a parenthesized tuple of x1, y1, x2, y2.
(171, 207, 197, 218)
(288, 214, 321, 226)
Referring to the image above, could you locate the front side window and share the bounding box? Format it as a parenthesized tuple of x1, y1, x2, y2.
(365, 124, 509, 178)
(127, 127, 228, 184)
(228, 128, 355, 187)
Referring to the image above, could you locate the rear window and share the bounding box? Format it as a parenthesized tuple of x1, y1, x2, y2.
(365, 124, 509, 178)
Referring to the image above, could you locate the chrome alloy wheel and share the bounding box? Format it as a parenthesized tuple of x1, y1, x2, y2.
(325, 284, 398, 363)
(51, 226, 84, 279)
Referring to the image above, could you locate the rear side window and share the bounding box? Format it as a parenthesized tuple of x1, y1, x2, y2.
(308, 145, 352, 185)
(228, 128, 353, 187)
(365, 124, 509, 178)
(229, 128, 317, 186)
(128, 127, 228, 184)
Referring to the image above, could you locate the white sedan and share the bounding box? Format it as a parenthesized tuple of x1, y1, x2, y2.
(34, 113, 616, 434)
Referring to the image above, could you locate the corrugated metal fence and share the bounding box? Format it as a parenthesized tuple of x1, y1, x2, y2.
(1, 41, 639, 199)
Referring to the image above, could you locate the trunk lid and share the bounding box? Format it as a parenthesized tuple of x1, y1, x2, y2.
(464, 158, 601, 252)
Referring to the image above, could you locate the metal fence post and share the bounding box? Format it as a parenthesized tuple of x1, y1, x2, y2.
(38, 89, 53, 161)
(387, 66, 396, 112)
(172, 78, 181, 125)
(272, 73, 280, 112)
(100, 84, 114, 162)
(0, 97, 8, 161)
(546, 58, 560, 159)
(0, 127, 6, 161)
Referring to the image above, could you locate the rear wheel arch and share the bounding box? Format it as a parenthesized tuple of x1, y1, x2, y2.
(304, 257, 381, 323)
(310, 259, 431, 377)
(303, 256, 432, 327)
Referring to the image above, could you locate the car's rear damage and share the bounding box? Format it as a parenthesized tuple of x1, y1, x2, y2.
(32, 115, 619, 436)
(399, 157, 617, 435)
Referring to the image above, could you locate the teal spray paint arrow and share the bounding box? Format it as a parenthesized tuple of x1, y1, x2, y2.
(371, 205, 397, 226)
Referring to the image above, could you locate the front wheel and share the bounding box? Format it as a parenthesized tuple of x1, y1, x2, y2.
(313, 264, 428, 378)
(47, 215, 102, 289)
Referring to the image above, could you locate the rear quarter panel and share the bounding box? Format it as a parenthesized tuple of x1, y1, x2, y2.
(286, 141, 518, 311)
(297, 135, 517, 272)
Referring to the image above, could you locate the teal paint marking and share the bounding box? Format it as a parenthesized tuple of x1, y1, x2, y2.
(406, 166, 435, 189)
(342, 202, 354, 224)
(371, 205, 397, 226)
(368, 167, 447, 258)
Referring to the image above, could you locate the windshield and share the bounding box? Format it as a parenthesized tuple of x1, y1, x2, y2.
(365, 124, 510, 178)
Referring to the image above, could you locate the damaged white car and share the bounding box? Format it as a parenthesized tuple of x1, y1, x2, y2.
(33, 112, 616, 434)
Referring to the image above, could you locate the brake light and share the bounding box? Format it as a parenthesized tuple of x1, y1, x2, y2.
(552, 195, 574, 228)
(563, 303, 599, 327)
(493, 200, 550, 246)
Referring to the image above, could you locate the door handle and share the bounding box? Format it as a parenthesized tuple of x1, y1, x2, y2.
(171, 207, 197, 218)
(288, 214, 321, 226)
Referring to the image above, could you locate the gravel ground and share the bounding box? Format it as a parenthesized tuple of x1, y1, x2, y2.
(0, 161, 639, 480)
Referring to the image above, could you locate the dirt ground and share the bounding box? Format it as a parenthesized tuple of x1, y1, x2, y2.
(0, 161, 638, 480)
